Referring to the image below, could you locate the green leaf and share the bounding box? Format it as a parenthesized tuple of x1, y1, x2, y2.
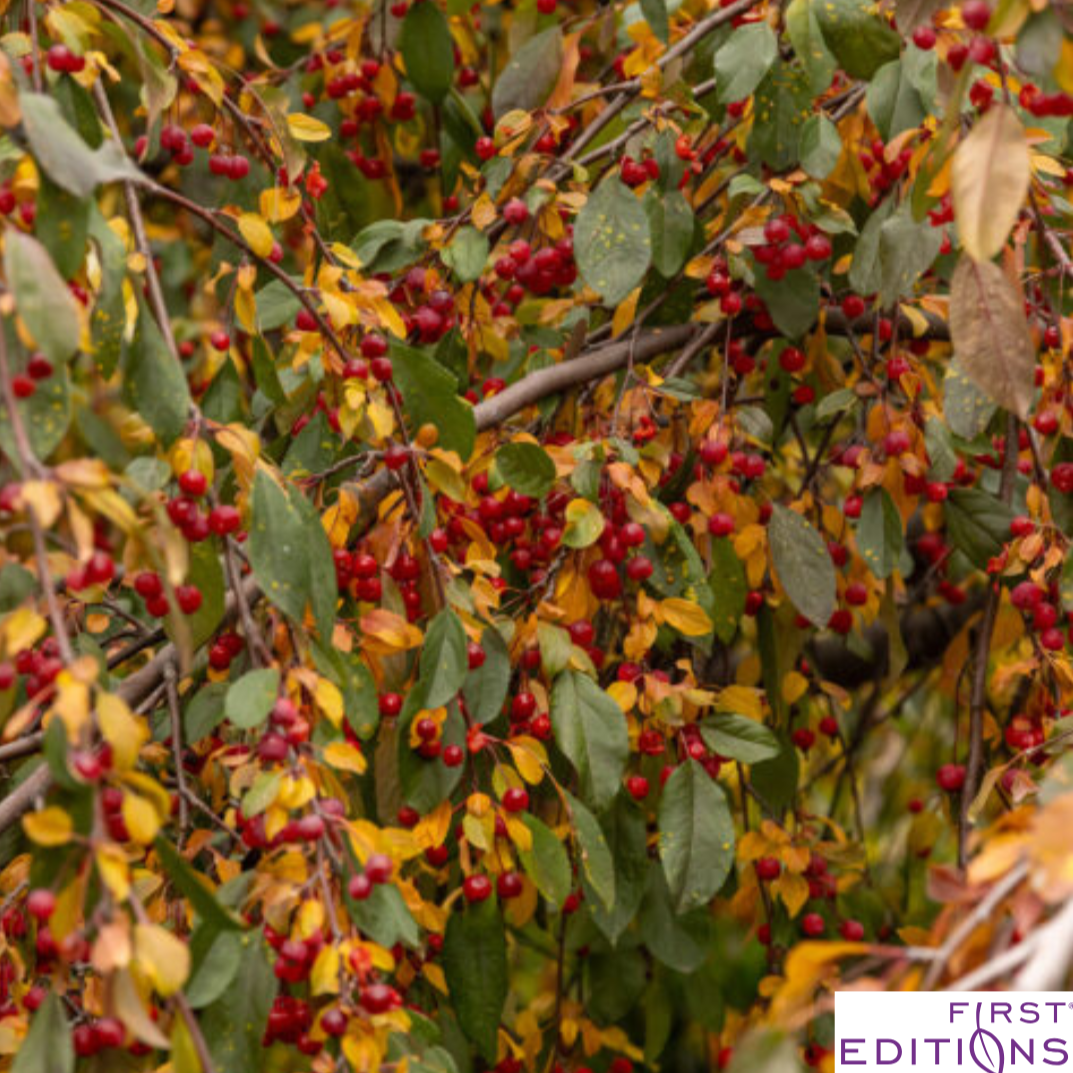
(767, 504, 836, 628)
(349, 881, 419, 948)
(443, 900, 507, 1061)
(748, 61, 812, 171)
(13, 992, 72, 1073)
(867, 59, 927, 141)
(591, 795, 648, 945)
(441, 226, 489, 282)
(88, 209, 128, 377)
(463, 624, 511, 724)
(183, 682, 227, 741)
(813, 0, 901, 80)
(390, 341, 476, 460)
(550, 670, 629, 810)
(419, 609, 468, 708)
(400, 0, 455, 102)
(200, 934, 277, 1073)
(248, 469, 335, 637)
(1061, 552, 1073, 615)
(786, 0, 837, 94)
(537, 621, 573, 679)
(122, 298, 191, 446)
(945, 488, 1016, 569)
(944, 356, 1000, 439)
(658, 760, 735, 914)
(314, 644, 380, 739)
(165, 539, 224, 652)
(155, 837, 244, 931)
(640, 0, 670, 41)
(241, 771, 281, 817)
(725, 1030, 801, 1073)
(37, 175, 89, 279)
(491, 27, 563, 119)
(646, 189, 695, 278)
(575, 176, 652, 307)
(518, 814, 572, 906)
(225, 668, 280, 730)
(640, 866, 710, 971)
(565, 791, 615, 911)
(754, 269, 819, 340)
(254, 279, 302, 331)
(4, 230, 81, 365)
(494, 442, 557, 498)
(699, 714, 781, 764)
(857, 488, 904, 580)
(799, 114, 842, 178)
(0, 359, 70, 466)
(713, 23, 778, 105)
(708, 535, 747, 644)
(398, 688, 465, 811)
(849, 201, 942, 307)
(186, 929, 244, 1009)
(20, 92, 141, 197)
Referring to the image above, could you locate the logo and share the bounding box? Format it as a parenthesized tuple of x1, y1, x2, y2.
(836, 992, 1073, 1071)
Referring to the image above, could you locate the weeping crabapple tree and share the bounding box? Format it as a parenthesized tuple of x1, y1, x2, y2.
(0, 0, 1072, 1067)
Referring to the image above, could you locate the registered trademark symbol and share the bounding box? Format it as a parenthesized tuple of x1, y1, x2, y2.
(1067, 1003, 1073, 1009)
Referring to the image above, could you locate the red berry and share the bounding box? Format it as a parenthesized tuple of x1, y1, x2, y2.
(502, 787, 529, 813)
(961, 0, 990, 29)
(462, 874, 493, 902)
(178, 469, 208, 497)
(755, 857, 781, 881)
(26, 354, 53, 380)
(937, 763, 966, 792)
(209, 330, 230, 352)
(625, 775, 649, 800)
(11, 375, 35, 399)
(840, 919, 865, 941)
(497, 871, 524, 899)
(801, 912, 825, 937)
(176, 584, 202, 614)
(26, 889, 56, 921)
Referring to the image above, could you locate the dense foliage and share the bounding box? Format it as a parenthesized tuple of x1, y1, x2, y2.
(0, 0, 1072, 1068)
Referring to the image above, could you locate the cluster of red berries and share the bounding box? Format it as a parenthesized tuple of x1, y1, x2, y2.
(752, 215, 832, 282)
(10, 353, 53, 399)
(1010, 578, 1073, 653)
(0, 637, 63, 699)
(133, 570, 202, 617)
(164, 476, 243, 545)
(45, 43, 86, 74)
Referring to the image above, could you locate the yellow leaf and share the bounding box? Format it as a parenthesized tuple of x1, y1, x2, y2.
(260, 185, 303, 222)
(112, 967, 170, 1049)
(323, 741, 367, 775)
(311, 945, 340, 995)
(360, 609, 424, 653)
(315, 677, 344, 726)
(0, 608, 46, 657)
(97, 692, 149, 770)
(951, 104, 1030, 261)
(781, 671, 809, 705)
(23, 807, 72, 847)
(237, 212, 274, 258)
(508, 739, 547, 786)
(562, 498, 605, 548)
(659, 598, 713, 637)
(91, 920, 132, 974)
(96, 844, 131, 900)
(134, 923, 190, 996)
(122, 793, 162, 844)
(287, 113, 332, 141)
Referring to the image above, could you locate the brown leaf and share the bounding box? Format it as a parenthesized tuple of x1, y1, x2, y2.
(952, 104, 1030, 262)
(949, 255, 1035, 419)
